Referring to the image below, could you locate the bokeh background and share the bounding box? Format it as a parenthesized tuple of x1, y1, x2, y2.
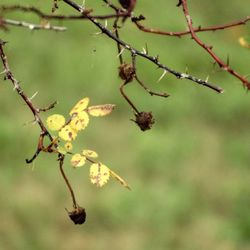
(0, 1, 250, 249)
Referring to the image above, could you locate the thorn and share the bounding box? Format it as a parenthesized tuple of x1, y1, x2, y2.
(205, 75, 210, 82)
(28, 24, 35, 30)
(93, 29, 102, 36)
(0, 69, 7, 75)
(117, 47, 125, 58)
(157, 70, 168, 83)
(29, 91, 38, 100)
(104, 19, 108, 28)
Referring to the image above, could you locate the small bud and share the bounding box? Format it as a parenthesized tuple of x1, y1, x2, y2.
(134, 112, 155, 131)
(67, 206, 86, 225)
(118, 63, 135, 82)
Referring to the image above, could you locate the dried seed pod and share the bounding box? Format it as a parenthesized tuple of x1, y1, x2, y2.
(67, 206, 86, 225)
(134, 112, 155, 131)
(119, 63, 135, 82)
(119, 0, 136, 11)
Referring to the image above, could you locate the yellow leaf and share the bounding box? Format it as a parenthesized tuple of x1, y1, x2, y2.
(69, 97, 89, 116)
(87, 104, 115, 117)
(65, 142, 73, 152)
(82, 149, 98, 158)
(70, 154, 86, 167)
(238, 37, 250, 49)
(110, 169, 130, 190)
(69, 111, 89, 131)
(89, 163, 110, 187)
(59, 125, 77, 141)
(57, 146, 67, 155)
(46, 114, 65, 131)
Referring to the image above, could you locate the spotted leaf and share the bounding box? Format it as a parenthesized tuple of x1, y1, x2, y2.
(69, 111, 89, 131)
(87, 104, 115, 117)
(46, 114, 65, 131)
(59, 125, 77, 141)
(69, 97, 89, 116)
(90, 163, 110, 187)
(71, 154, 86, 167)
(110, 169, 130, 190)
(82, 149, 98, 158)
(65, 142, 73, 152)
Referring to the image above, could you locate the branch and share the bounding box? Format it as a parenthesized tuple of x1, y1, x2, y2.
(62, 0, 223, 93)
(132, 15, 250, 37)
(180, 0, 250, 89)
(0, 39, 54, 162)
(0, 4, 127, 20)
(0, 18, 66, 31)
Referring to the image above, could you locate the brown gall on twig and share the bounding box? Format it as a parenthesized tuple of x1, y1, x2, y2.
(66, 205, 86, 225)
(118, 63, 135, 82)
(132, 111, 155, 131)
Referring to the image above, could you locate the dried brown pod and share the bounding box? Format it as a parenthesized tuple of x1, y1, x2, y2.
(67, 206, 86, 225)
(134, 111, 155, 131)
(119, 0, 136, 11)
(118, 63, 135, 82)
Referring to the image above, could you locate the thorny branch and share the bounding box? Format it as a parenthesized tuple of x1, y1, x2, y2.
(0, 40, 81, 223)
(61, 0, 223, 93)
(0, 18, 66, 31)
(0, 0, 250, 222)
(132, 15, 250, 37)
(179, 0, 250, 89)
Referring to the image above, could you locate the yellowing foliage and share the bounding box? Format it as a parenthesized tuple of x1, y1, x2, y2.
(71, 154, 86, 167)
(87, 104, 115, 117)
(69, 111, 89, 131)
(90, 163, 110, 187)
(46, 97, 128, 189)
(69, 97, 89, 116)
(58, 125, 77, 141)
(82, 149, 98, 158)
(238, 37, 250, 49)
(46, 114, 65, 131)
(65, 142, 73, 151)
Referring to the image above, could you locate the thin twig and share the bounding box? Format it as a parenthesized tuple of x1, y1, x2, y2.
(1, 18, 66, 31)
(180, 0, 250, 89)
(120, 80, 140, 114)
(132, 15, 250, 37)
(62, 0, 223, 93)
(0, 39, 56, 163)
(59, 155, 77, 209)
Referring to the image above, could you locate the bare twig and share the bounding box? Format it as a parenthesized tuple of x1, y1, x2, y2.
(132, 15, 250, 37)
(59, 155, 78, 209)
(62, 0, 223, 93)
(180, 0, 250, 89)
(1, 18, 66, 31)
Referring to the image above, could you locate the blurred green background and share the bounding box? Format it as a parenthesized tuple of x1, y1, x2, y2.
(0, 0, 250, 249)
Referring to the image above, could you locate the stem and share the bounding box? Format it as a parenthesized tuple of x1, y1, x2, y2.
(59, 155, 77, 209)
(120, 80, 140, 114)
